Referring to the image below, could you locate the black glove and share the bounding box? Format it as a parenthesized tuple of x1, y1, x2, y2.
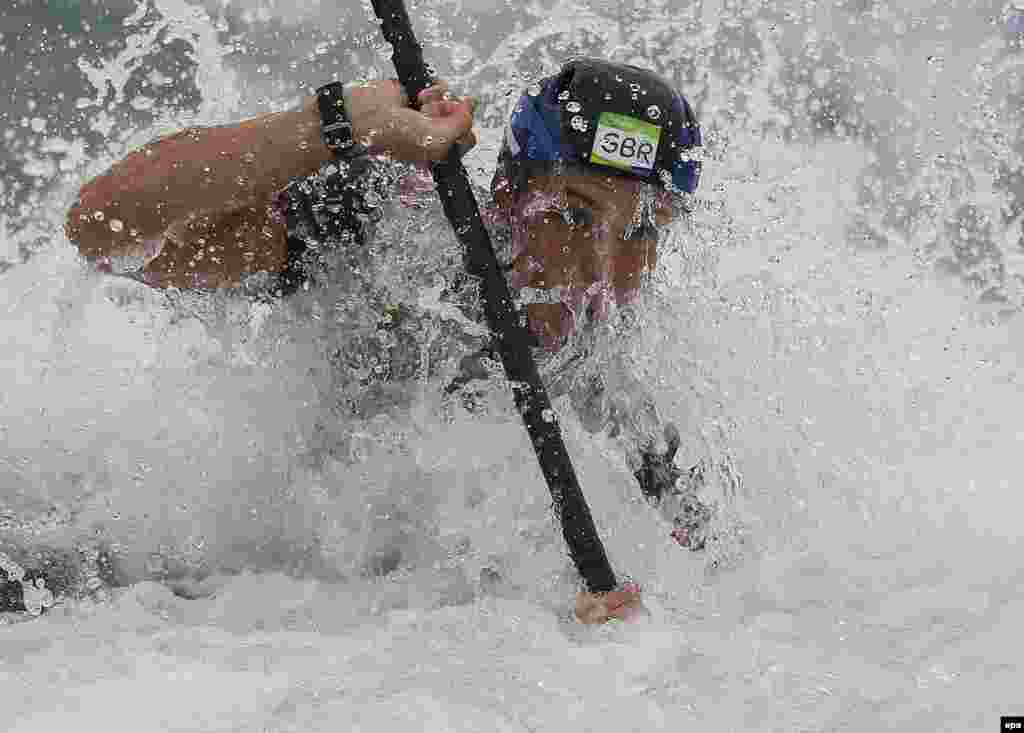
(634, 423, 682, 501)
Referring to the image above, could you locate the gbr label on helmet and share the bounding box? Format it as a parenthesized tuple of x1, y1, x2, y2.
(589, 112, 661, 173)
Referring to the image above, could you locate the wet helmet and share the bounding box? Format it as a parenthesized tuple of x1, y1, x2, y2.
(494, 57, 702, 198)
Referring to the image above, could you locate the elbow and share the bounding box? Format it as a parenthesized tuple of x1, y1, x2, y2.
(65, 184, 170, 280)
(64, 198, 110, 270)
(66, 154, 175, 272)
(64, 180, 130, 264)
(64, 198, 87, 251)
(65, 179, 105, 253)
(65, 202, 113, 275)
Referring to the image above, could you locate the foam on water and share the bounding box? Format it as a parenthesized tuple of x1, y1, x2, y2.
(2, 0, 1023, 730)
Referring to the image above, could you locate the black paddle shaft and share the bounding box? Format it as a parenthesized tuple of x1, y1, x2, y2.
(369, 0, 617, 593)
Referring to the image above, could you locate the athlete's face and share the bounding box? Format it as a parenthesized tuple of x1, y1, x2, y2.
(491, 170, 676, 348)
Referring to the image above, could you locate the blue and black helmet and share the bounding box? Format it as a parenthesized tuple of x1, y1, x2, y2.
(496, 57, 702, 198)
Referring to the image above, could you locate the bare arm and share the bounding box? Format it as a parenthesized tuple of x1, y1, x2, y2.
(65, 81, 477, 265)
(65, 96, 330, 260)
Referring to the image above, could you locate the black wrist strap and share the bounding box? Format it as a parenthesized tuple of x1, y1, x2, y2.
(316, 82, 365, 159)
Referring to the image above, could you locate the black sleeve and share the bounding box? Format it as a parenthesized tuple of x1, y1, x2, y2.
(276, 153, 399, 295)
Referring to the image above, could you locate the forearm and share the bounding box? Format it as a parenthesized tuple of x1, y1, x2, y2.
(65, 95, 331, 258)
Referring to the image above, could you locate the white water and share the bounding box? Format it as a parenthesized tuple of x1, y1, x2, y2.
(2, 0, 1023, 730)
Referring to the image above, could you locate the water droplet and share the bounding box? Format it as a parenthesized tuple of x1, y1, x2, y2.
(541, 408, 556, 423)
(603, 92, 613, 101)
(527, 84, 541, 96)
(646, 105, 661, 120)
(566, 101, 581, 113)
(257, 64, 271, 74)
(109, 218, 123, 232)
(570, 116, 588, 132)
(93, 210, 105, 222)
(558, 90, 571, 101)
(241, 151, 257, 163)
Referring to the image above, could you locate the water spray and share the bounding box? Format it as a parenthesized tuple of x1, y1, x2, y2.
(368, 0, 618, 594)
